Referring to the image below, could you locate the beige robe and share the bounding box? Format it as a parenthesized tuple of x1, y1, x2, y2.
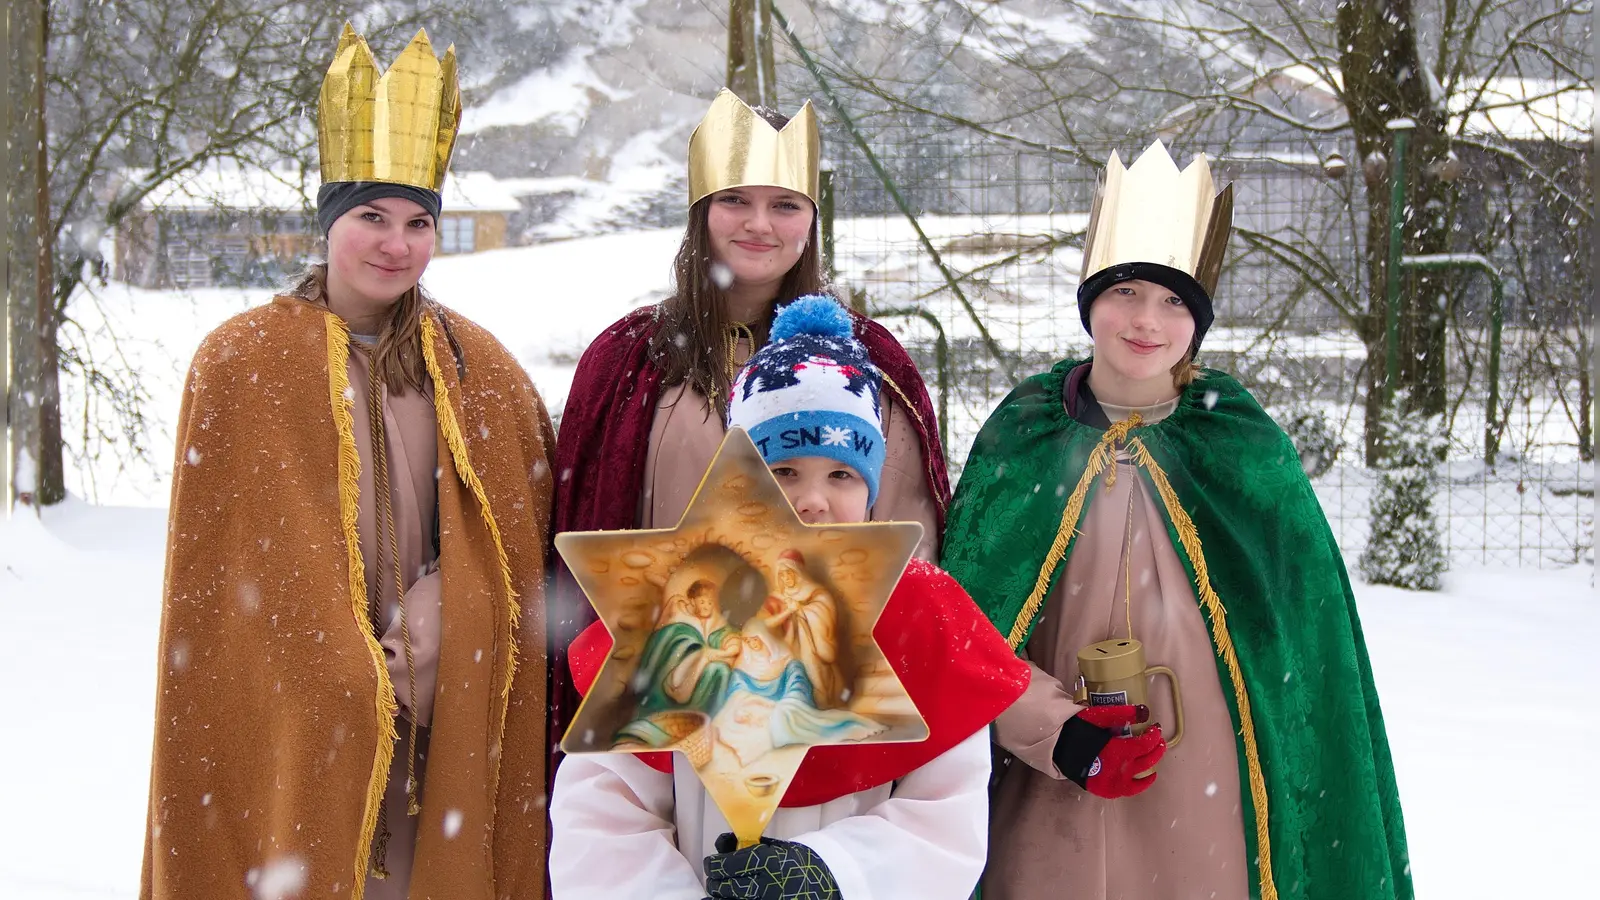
(639, 337, 941, 559)
(986, 397, 1249, 900)
(347, 339, 443, 900)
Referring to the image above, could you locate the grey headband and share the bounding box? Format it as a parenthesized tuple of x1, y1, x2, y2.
(316, 181, 442, 235)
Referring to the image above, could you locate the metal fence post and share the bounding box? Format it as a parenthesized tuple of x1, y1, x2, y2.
(820, 168, 835, 282)
(1384, 119, 1414, 410)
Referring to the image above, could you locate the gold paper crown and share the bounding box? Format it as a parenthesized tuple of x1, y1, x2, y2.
(687, 89, 820, 207)
(1080, 141, 1233, 297)
(319, 23, 460, 192)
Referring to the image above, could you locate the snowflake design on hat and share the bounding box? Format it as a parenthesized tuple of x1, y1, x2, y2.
(822, 426, 853, 447)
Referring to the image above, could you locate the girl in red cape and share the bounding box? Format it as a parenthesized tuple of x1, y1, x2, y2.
(546, 90, 951, 785)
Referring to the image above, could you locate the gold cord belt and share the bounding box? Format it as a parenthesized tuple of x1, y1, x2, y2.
(361, 345, 422, 879)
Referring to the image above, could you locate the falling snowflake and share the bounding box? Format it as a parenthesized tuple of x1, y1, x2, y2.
(246, 855, 306, 900)
(821, 425, 852, 447)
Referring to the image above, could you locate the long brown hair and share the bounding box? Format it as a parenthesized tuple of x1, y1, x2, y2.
(648, 196, 826, 413)
(289, 263, 429, 394)
(1173, 356, 1200, 388)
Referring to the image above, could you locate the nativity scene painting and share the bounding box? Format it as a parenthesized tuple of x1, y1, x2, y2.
(555, 430, 926, 843)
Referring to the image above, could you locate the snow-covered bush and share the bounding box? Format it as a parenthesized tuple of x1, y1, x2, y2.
(1359, 396, 1448, 591)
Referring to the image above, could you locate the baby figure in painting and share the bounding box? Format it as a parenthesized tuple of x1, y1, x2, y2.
(551, 295, 1030, 900)
(711, 616, 883, 768)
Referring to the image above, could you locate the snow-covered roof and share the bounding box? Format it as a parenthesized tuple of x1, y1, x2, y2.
(441, 171, 523, 213)
(1163, 67, 1591, 143)
(130, 164, 316, 212)
(1449, 78, 1592, 144)
(128, 164, 522, 215)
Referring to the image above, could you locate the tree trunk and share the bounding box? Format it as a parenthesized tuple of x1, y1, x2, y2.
(6, 0, 63, 508)
(727, 0, 777, 108)
(1338, 0, 1454, 464)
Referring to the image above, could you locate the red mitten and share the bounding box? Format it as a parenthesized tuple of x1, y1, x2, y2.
(1052, 704, 1166, 799)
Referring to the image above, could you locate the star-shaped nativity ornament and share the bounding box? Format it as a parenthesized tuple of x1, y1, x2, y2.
(556, 428, 927, 847)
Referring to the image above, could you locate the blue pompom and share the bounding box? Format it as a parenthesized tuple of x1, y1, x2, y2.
(771, 294, 852, 342)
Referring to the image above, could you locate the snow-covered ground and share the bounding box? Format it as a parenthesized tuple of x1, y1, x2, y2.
(2, 501, 1594, 899)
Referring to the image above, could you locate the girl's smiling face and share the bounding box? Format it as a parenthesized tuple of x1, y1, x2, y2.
(324, 196, 436, 311)
(705, 186, 815, 295)
(1087, 278, 1195, 394)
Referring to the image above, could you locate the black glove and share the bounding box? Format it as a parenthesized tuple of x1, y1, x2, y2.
(703, 832, 842, 900)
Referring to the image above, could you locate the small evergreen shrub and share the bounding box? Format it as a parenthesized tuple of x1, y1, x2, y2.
(1359, 396, 1448, 591)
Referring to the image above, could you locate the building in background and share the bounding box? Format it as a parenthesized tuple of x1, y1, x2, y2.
(113, 164, 522, 289)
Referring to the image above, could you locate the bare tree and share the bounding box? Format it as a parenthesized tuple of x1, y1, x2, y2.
(729, 0, 779, 107)
(7, 0, 58, 509)
(14, 0, 489, 505)
(786, 0, 1590, 463)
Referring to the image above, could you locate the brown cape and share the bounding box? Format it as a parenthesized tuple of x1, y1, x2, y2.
(141, 295, 554, 900)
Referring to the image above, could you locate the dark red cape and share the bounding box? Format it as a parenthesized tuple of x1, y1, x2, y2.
(566, 559, 1026, 806)
(546, 303, 952, 785)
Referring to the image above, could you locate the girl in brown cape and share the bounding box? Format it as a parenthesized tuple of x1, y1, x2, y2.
(141, 26, 553, 900)
(546, 89, 951, 787)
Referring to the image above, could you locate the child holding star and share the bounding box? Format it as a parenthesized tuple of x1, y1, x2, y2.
(549, 296, 1027, 900)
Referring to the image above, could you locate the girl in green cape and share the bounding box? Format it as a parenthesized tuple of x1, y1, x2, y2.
(941, 142, 1412, 900)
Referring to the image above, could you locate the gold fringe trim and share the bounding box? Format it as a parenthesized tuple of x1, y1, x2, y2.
(1006, 433, 1116, 649)
(1126, 437, 1278, 900)
(419, 315, 521, 715)
(326, 316, 399, 900)
(881, 373, 947, 517)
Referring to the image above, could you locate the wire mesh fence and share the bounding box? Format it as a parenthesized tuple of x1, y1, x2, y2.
(822, 135, 1592, 568)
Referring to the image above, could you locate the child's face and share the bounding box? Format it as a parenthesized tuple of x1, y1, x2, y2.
(769, 456, 870, 525)
(1088, 278, 1194, 389)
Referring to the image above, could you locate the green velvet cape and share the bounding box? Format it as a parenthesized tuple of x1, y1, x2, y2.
(942, 360, 1412, 900)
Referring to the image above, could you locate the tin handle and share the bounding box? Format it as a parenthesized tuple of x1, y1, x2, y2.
(1144, 665, 1184, 749)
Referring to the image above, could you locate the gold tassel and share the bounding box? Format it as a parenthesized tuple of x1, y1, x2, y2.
(419, 315, 521, 714)
(325, 316, 399, 899)
(881, 373, 947, 518)
(1100, 412, 1142, 491)
(1127, 438, 1278, 900)
(360, 344, 424, 819)
(724, 321, 756, 385)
